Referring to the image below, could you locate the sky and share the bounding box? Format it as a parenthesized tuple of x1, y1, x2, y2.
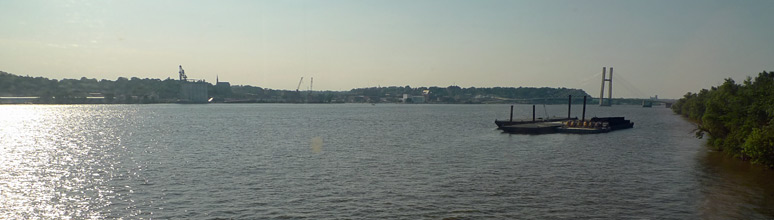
(1, 0, 773, 98)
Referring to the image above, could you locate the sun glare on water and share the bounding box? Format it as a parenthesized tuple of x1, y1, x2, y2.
(0, 105, 113, 219)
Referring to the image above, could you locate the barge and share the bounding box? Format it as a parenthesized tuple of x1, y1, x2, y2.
(495, 117, 576, 128)
(497, 95, 634, 135)
(555, 117, 634, 134)
(500, 122, 563, 134)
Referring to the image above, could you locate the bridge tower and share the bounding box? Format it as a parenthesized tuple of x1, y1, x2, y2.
(599, 67, 613, 106)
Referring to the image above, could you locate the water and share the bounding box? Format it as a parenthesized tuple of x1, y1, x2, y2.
(2, 104, 773, 219)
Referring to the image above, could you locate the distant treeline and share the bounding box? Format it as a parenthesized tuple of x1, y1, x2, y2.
(348, 85, 589, 104)
(0, 71, 179, 103)
(0, 71, 296, 103)
(0, 71, 590, 104)
(672, 71, 774, 167)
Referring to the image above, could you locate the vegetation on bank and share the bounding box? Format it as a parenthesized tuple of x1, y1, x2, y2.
(0, 71, 589, 104)
(671, 71, 774, 167)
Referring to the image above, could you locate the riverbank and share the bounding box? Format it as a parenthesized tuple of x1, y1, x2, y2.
(671, 71, 774, 168)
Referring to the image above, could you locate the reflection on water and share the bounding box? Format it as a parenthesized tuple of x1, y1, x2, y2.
(0, 105, 142, 219)
(1, 104, 773, 219)
(696, 149, 774, 219)
(310, 136, 323, 153)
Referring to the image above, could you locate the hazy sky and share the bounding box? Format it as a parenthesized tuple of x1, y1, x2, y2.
(1, 0, 773, 98)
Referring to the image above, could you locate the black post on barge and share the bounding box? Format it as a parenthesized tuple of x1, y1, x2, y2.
(568, 95, 572, 119)
(582, 95, 587, 122)
(532, 105, 536, 122)
(509, 105, 514, 122)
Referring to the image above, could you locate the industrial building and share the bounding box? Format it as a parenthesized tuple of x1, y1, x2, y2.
(178, 65, 209, 103)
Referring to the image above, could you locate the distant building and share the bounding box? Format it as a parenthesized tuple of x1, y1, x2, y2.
(180, 82, 209, 103)
(215, 75, 232, 97)
(216, 81, 230, 87)
(402, 94, 425, 103)
(177, 65, 209, 103)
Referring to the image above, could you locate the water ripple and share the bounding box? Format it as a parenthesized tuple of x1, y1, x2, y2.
(2, 104, 774, 219)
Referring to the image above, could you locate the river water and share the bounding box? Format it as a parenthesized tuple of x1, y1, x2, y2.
(1, 104, 773, 219)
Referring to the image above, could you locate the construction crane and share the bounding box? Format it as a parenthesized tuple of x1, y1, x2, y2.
(296, 77, 304, 92)
(179, 65, 187, 81)
(309, 77, 313, 92)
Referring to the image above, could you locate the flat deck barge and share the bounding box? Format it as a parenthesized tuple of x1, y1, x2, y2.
(495, 117, 576, 128)
(500, 122, 564, 134)
(496, 96, 634, 135)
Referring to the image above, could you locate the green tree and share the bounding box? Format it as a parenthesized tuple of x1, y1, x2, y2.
(673, 71, 774, 167)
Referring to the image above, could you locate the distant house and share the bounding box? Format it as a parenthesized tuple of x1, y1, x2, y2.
(402, 94, 426, 103)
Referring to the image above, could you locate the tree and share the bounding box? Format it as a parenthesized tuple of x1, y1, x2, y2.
(673, 71, 774, 167)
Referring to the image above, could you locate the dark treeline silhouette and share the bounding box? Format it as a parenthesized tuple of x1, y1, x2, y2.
(672, 71, 774, 168)
(348, 85, 590, 104)
(0, 71, 182, 103)
(0, 71, 589, 104)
